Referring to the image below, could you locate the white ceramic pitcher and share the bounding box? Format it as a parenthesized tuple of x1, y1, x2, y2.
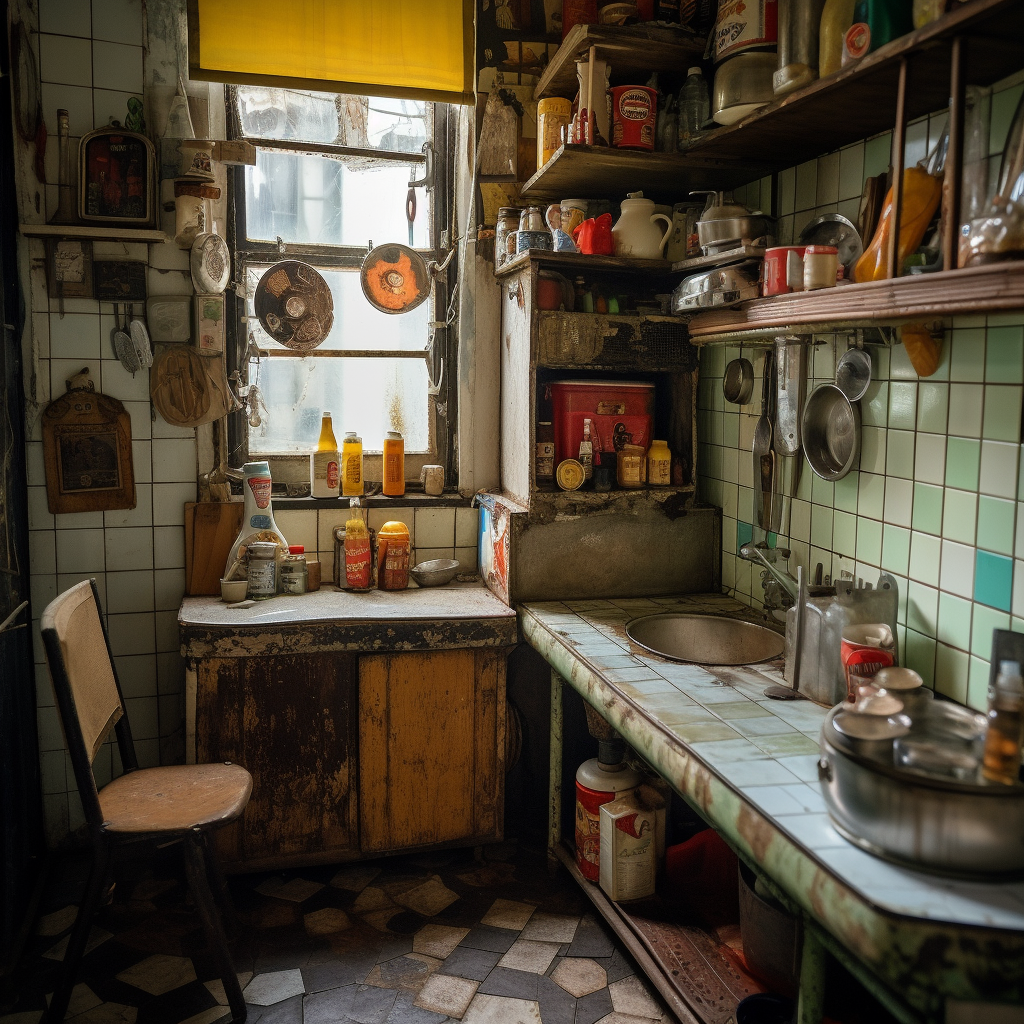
(611, 192, 672, 258)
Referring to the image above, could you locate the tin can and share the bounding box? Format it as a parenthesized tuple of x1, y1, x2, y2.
(537, 97, 572, 168)
(246, 541, 278, 599)
(610, 86, 657, 150)
(279, 547, 308, 595)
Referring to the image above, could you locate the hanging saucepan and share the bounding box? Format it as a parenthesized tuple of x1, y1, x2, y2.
(253, 260, 334, 350)
(360, 242, 455, 315)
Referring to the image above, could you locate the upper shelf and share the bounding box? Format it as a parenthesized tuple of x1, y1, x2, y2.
(685, 261, 1024, 342)
(495, 248, 677, 278)
(519, 145, 767, 202)
(20, 223, 169, 242)
(688, 0, 1024, 167)
(533, 22, 705, 101)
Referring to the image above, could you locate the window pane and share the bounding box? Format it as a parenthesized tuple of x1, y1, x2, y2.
(250, 356, 431, 455)
(236, 87, 430, 154)
(245, 149, 431, 248)
(245, 265, 430, 352)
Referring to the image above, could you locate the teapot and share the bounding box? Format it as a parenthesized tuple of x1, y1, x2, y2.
(611, 192, 672, 259)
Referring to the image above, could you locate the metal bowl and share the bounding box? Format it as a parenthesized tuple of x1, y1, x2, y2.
(410, 558, 460, 587)
(801, 383, 860, 481)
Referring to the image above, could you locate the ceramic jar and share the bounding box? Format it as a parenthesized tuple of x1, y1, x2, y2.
(611, 193, 672, 258)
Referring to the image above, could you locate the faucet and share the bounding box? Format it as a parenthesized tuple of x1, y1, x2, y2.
(739, 542, 799, 609)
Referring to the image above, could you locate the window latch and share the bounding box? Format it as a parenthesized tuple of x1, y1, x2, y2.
(408, 142, 435, 191)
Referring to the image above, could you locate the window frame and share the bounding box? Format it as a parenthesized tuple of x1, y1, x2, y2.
(224, 87, 458, 491)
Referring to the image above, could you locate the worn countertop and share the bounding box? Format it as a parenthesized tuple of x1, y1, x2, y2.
(521, 593, 1024, 1016)
(179, 581, 517, 657)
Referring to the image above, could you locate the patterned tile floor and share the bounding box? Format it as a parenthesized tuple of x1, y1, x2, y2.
(4, 843, 673, 1024)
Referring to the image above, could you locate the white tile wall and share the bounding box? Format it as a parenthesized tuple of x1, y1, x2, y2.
(22, 0, 194, 848)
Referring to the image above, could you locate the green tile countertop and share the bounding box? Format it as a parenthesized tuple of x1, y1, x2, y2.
(520, 594, 1024, 1015)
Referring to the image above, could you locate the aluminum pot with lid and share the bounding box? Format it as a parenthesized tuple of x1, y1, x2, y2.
(690, 190, 774, 254)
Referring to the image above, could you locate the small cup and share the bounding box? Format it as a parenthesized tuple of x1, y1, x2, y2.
(421, 465, 445, 496)
(220, 578, 248, 603)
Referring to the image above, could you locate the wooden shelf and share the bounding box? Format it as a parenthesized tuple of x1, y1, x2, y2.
(534, 22, 704, 101)
(531, 484, 696, 518)
(520, 145, 767, 203)
(496, 248, 676, 278)
(686, 261, 1024, 342)
(689, 0, 1024, 168)
(20, 223, 169, 242)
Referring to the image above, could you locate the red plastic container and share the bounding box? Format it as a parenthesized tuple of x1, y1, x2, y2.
(550, 380, 655, 468)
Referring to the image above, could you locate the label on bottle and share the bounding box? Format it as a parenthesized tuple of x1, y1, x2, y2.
(248, 475, 272, 509)
(385, 454, 402, 483)
(249, 514, 271, 530)
(247, 557, 276, 597)
(842, 22, 871, 65)
(345, 454, 362, 485)
(312, 451, 340, 495)
(536, 441, 555, 481)
(345, 536, 372, 589)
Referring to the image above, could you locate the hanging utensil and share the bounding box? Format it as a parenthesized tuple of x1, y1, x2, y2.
(774, 336, 807, 456)
(112, 304, 140, 375)
(253, 260, 334, 350)
(129, 304, 153, 369)
(723, 355, 754, 404)
(834, 344, 872, 401)
(752, 350, 781, 532)
(190, 205, 231, 294)
(359, 242, 455, 315)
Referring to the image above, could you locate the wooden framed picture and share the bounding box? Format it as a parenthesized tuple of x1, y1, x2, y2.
(42, 383, 136, 514)
(79, 126, 156, 225)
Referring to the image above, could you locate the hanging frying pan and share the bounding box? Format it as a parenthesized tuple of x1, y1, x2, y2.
(253, 260, 334, 350)
(359, 243, 456, 315)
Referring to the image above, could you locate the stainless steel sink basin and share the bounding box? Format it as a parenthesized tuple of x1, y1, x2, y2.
(625, 613, 785, 666)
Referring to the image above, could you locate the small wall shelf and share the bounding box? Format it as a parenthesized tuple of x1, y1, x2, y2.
(20, 224, 169, 243)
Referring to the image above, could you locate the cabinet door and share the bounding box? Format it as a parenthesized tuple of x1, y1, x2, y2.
(196, 654, 359, 870)
(359, 649, 505, 853)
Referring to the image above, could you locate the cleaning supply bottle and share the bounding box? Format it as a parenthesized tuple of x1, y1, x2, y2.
(819, 0, 856, 77)
(310, 411, 340, 498)
(575, 739, 642, 881)
(842, 0, 913, 66)
(342, 431, 364, 497)
(983, 660, 1024, 785)
(853, 124, 948, 282)
(223, 461, 288, 581)
(382, 430, 405, 497)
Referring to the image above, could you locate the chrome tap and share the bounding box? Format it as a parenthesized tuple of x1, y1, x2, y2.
(739, 542, 799, 607)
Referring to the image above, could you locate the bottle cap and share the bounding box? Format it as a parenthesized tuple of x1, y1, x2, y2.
(345, 431, 359, 440)
(687, 67, 702, 76)
(288, 545, 304, 554)
(323, 410, 332, 417)
(385, 430, 403, 439)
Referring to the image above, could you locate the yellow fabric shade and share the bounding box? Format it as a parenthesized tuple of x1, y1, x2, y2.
(188, 0, 475, 105)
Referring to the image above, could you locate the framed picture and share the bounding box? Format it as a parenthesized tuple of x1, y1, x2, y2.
(42, 383, 136, 514)
(79, 127, 156, 225)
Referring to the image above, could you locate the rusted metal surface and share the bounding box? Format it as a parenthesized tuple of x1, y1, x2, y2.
(523, 599, 1024, 1022)
(548, 669, 563, 876)
(796, 929, 826, 1024)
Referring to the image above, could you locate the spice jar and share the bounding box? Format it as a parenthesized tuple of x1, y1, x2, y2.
(536, 421, 555, 488)
(377, 521, 411, 590)
(279, 545, 308, 595)
(617, 445, 646, 489)
(247, 541, 279, 599)
(495, 208, 520, 269)
(647, 440, 672, 486)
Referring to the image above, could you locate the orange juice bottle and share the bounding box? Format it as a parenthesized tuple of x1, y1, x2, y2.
(341, 431, 363, 497)
(382, 430, 405, 497)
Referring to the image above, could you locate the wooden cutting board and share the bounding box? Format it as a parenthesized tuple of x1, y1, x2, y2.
(185, 501, 244, 595)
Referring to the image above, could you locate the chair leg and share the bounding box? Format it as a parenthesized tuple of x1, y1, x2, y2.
(203, 839, 238, 939)
(45, 842, 111, 1024)
(183, 832, 246, 1024)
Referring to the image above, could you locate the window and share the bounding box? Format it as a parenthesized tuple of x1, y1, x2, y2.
(228, 87, 455, 481)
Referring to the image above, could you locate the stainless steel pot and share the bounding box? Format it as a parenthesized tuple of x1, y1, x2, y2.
(819, 706, 1024, 878)
(690, 191, 774, 254)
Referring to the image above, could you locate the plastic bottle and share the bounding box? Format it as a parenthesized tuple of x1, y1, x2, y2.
(578, 418, 594, 482)
(677, 67, 710, 151)
(223, 462, 288, 581)
(819, 0, 856, 77)
(647, 440, 672, 486)
(341, 431, 364, 497)
(853, 125, 948, 282)
(842, 0, 913, 66)
(382, 430, 405, 497)
(310, 411, 340, 498)
(377, 521, 411, 590)
(344, 511, 373, 590)
(575, 739, 643, 881)
(983, 660, 1024, 785)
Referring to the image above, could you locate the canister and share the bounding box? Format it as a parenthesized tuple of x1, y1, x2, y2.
(495, 208, 520, 269)
(537, 97, 572, 168)
(617, 445, 647, 488)
(246, 541, 278, 599)
(279, 545, 308, 595)
(382, 430, 405, 497)
(610, 86, 657, 150)
(377, 521, 411, 590)
(802, 244, 839, 290)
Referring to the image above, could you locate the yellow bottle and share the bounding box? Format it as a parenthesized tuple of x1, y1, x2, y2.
(382, 430, 405, 497)
(819, 0, 856, 78)
(647, 440, 672, 487)
(342, 431, 364, 497)
(310, 411, 339, 498)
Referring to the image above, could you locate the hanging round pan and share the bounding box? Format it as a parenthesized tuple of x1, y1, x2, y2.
(360, 243, 434, 314)
(253, 260, 334, 351)
(190, 208, 231, 293)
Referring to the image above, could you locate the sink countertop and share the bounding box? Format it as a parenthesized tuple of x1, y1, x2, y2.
(179, 581, 517, 658)
(521, 594, 1024, 941)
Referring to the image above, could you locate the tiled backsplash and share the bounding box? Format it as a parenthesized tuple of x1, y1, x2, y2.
(274, 505, 480, 582)
(699, 315, 1024, 714)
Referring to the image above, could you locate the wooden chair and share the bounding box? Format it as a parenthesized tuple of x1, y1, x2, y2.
(40, 580, 252, 1024)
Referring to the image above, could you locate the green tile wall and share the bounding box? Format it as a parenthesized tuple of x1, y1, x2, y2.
(699, 317, 1024, 714)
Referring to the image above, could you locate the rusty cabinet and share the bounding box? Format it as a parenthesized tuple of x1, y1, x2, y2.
(194, 647, 507, 871)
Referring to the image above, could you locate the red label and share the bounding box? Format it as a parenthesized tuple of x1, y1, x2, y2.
(326, 460, 339, 489)
(345, 536, 372, 589)
(617, 89, 653, 121)
(248, 475, 272, 509)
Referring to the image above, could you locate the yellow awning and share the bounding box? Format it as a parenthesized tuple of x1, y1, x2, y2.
(187, 0, 476, 105)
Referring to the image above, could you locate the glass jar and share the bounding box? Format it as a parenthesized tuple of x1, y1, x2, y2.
(647, 440, 672, 486)
(279, 545, 308, 595)
(247, 541, 278, 599)
(617, 445, 646, 489)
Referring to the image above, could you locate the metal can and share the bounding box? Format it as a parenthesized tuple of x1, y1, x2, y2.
(246, 541, 278, 599)
(610, 86, 657, 150)
(279, 546, 308, 595)
(537, 97, 571, 169)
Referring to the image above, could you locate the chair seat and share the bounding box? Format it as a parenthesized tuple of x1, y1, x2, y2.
(98, 762, 252, 834)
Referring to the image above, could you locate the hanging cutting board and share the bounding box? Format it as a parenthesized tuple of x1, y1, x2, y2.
(42, 375, 135, 514)
(185, 500, 244, 595)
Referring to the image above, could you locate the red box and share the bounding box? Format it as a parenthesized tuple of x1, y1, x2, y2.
(549, 380, 655, 468)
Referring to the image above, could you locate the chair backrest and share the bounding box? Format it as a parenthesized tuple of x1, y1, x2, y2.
(40, 580, 137, 826)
